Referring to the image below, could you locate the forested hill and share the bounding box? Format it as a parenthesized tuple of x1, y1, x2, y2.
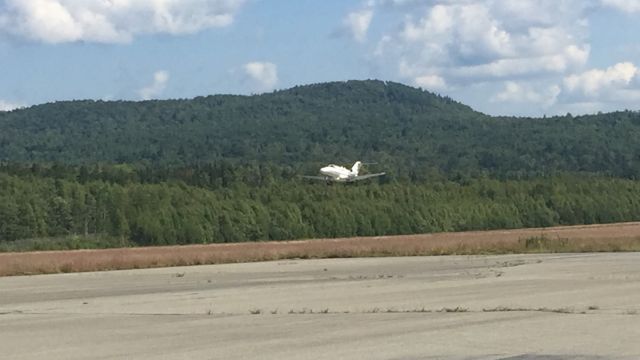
(3, 80, 640, 249)
(1, 79, 640, 178)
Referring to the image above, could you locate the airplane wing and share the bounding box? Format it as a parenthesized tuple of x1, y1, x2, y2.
(302, 175, 330, 181)
(351, 172, 386, 181)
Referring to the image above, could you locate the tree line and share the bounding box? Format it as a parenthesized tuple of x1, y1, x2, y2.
(2, 168, 639, 250)
(2, 80, 640, 250)
(1, 80, 639, 178)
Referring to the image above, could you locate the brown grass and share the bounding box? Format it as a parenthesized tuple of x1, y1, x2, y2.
(1, 222, 640, 277)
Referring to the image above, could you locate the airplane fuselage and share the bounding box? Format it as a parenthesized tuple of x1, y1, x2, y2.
(320, 164, 355, 182)
(303, 161, 383, 183)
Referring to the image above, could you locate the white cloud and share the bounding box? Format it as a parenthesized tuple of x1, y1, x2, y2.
(344, 8, 374, 42)
(563, 62, 640, 99)
(447, 44, 590, 81)
(0, 0, 245, 43)
(375, 0, 591, 89)
(0, 99, 24, 111)
(414, 74, 447, 90)
(243, 61, 278, 91)
(492, 81, 560, 107)
(399, 3, 514, 63)
(348, 0, 640, 115)
(489, 62, 640, 114)
(139, 70, 170, 100)
(365, 0, 592, 92)
(333, 0, 640, 115)
(601, 0, 640, 13)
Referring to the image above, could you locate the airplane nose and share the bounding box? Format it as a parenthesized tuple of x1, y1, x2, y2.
(320, 167, 330, 175)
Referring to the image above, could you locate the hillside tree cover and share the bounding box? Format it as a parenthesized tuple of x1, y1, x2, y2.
(1, 80, 639, 178)
(0, 80, 639, 250)
(1, 167, 640, 249)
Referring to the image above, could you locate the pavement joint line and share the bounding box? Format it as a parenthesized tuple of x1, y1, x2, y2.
(6, 308, 632, 317)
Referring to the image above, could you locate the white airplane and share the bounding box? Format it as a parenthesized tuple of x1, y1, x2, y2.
(303, 161, 385, 183)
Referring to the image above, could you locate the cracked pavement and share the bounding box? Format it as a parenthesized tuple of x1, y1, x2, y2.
(1, 253, 639, 359)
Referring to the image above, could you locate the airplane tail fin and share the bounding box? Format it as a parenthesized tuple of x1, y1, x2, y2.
(351, 161, 362, 176)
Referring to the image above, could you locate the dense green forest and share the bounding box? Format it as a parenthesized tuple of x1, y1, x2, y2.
(2, 80, 640, 178)
(1, 80, 639, 250)
(2, 165, 640, 250)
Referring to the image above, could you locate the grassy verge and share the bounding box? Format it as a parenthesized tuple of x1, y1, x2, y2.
(1, 222, 639, 276)
(0, 235, 132, 252)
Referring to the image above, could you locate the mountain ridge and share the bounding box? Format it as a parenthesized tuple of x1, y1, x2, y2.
(1, 79, 639, 178)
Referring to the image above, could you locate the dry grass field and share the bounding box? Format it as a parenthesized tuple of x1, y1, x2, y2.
(1, 222, 639, 276)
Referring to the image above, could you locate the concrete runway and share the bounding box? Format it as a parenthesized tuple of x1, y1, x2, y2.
(1, 253, 639, 359)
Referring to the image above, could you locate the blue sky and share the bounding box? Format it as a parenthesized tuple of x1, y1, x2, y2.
(1, 0, 640, 116)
